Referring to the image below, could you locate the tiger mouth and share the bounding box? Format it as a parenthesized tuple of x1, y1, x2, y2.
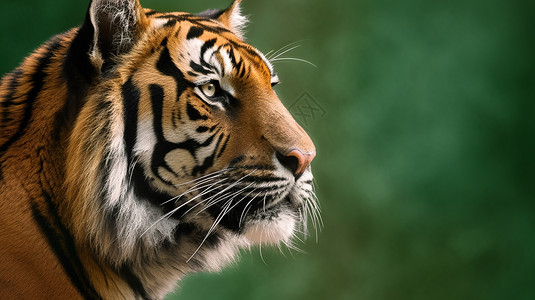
(157, 165, 317, 245)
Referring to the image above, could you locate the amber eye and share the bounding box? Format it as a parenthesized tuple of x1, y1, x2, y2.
(196, 81, 229, 108)
(201, 82, 217, 98)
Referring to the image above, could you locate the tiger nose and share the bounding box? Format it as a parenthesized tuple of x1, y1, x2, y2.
(277, 149, 316, 180)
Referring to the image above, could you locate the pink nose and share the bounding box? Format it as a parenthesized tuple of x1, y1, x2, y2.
(286, 149, 316, 178)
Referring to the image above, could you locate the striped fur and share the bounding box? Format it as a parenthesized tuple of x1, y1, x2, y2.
(0, 1, 318, 299)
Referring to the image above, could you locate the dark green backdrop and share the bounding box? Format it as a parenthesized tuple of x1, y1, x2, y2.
(1, 0, 533, 299)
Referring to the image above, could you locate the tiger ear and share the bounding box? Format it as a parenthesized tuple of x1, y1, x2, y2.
(217, 0, 248, 39)
(88, 0, 148, 73)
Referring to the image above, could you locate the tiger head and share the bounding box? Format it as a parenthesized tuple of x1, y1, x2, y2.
(65, 0, 318, 286)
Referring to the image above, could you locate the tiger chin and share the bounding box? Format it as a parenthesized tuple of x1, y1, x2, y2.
(0, 0, 318, 299)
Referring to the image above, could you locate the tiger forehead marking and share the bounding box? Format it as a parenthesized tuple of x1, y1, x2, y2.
(169, 20, 274, 93)
(0, 1, 319, 299)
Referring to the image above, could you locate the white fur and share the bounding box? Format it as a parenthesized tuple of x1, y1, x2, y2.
(105, 115, 128, 207)
(134, 120, 157, 157)
(93, 0, 137, 47)
(227, 2, 248, 40)
(201, 233, 250, 272)
(243, 209, 297, 245)
(194, 135, 220, 165)
(151, 18, 170, 29)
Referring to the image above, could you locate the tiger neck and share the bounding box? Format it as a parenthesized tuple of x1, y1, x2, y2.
(0, 28, 155, 299)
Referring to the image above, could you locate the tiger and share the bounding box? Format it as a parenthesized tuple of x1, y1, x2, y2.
(0, 0, 318, 299)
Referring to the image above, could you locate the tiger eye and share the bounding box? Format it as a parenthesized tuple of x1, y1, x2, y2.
(202, 83, 216, 98)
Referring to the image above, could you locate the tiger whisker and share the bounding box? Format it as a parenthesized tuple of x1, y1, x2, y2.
(264, 49, 275, 59)
(259, 237, 266, 265)
(187, 198, 234, 263)
(305, 197, 321, 243)
(186, 178, 265, 263)
(276, 243, 284, 257)
(269, 44, 301, 61)
(270, 57, 317, 68)
(189, 169, 258, 215)
(192, 181, 256, 217)
(309, 192, 324, 229)
(172, 168, 232, 188)
(141, 180, 228, 236)
(297, 207, 308, 238)
(301, 202, 312, 239)
(262, 193, 268, 213)
(283, 238, 306, 254)
(239, 191, 263, 227)
(266, 40, 304, 60)
(160, 176, 229, 206)
(310, 203, 319, 242)
(127, 156, 141, 187)
(166, 181, 229, 217)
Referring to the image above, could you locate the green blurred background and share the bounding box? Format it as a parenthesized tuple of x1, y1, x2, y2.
(1, 0, 533, 299)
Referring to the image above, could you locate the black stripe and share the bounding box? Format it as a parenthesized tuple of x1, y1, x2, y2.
(200, 38, 217, 58)
(63, 9, 97, 125)
(186, 102, 208, 120)
(131, 163, 175, 214)
(239, 62, 247, 78)
(131, 163, 198, 222)
(164, 19, 177, 27)
(229, 155, 245, 167)
(217, 133, 230, 158)
(156, 46, 193, 92)
(149, 84, 178, 182)
(1, 68, 24, 124)
(0, 39, 62, 157)
(31, 193, 102, 300)
(189, 61, 211, 75)
(233, 164, 276, 171)
(199, 40, 218, 72)
(245, 175, 287, 182)
(227, 39, 262, 59)
(160, 37, 168, 48)
(145, 10, 159, 17)
(154, 14, 231, 35)
(120, 265, 151, 300)
(122, 77, 141, 168)
(186, 26, 204, 40)
(227, 47, 245, 78)
(191, 133, 220, 176)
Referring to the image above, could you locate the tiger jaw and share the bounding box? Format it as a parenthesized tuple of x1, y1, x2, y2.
(165, 164, 315, 247)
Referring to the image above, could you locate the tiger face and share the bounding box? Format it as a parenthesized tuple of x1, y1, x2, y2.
(128, 15, 317, 245)
(61, 0, 319, 295)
